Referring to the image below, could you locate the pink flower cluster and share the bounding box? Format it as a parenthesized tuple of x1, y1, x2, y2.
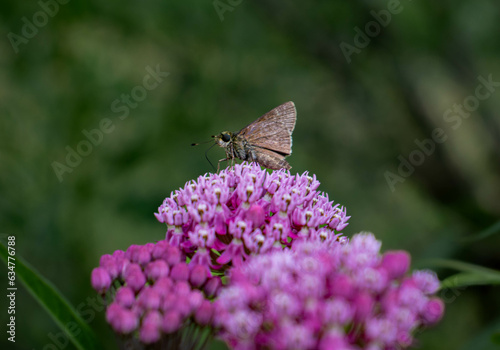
(91, 241, 221, 345)
(154, 163, 350, 271)
(92, 164, 445, 349)
(214, 233, 444, 350)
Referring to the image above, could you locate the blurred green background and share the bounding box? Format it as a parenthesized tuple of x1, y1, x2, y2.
(1, 0, 500, 349)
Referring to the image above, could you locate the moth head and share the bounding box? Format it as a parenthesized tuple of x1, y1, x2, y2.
(213, 131, 232, 147)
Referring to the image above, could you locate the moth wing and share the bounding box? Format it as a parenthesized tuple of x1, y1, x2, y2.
(237, 101, 296, 156)
(252, 147, 291, 170)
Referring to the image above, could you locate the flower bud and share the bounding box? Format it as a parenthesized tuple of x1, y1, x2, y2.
(91, 267, 111, 294)
(115, 287, 135, 308)
(204, 277, 221, 298)
(146, 260, 169, 281)
(380, 251, 410, 279)
(422, 298, 445, 324)
(170, 262, 189, 281)
(140, 311, 162, 344)
(162, 310, 182, 333)
(189, 264, 208, 287)
(195, 300, 213, 325)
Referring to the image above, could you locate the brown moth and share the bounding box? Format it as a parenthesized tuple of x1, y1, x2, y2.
(213, 101, 296, 171)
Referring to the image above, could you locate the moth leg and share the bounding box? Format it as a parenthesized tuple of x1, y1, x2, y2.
(217, 158, 230, 172)
(248, 149, 258, 165)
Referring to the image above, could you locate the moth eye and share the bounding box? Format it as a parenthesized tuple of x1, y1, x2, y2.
(222, 133, 231, 142)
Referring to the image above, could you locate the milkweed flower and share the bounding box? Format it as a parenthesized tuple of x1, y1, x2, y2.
(154, 162, 350, 271)
(93, 164, 444, 350)
(214, 233, 444, 350)
(91, 241, 221, 348)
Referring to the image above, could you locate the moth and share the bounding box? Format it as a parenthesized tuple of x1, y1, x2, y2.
(213, 101, 296, 171)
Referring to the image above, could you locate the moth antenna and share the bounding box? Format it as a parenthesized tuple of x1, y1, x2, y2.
(191, 139, 213, 146)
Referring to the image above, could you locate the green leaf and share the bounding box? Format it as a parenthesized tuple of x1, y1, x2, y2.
(421, 259, 500, 289)
(440, 272, 500, 289)
(0, 240, 101, 350)
(423, 258, 500, 277)
(460, 220, 500, 242)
